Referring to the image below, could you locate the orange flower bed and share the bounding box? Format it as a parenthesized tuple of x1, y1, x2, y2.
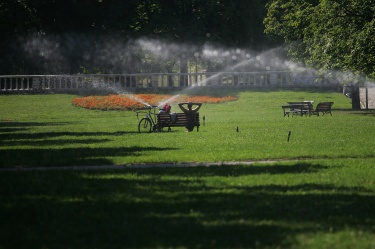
(72, 94, 238, 111)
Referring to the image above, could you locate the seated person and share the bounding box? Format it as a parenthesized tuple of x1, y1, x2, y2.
(159, 103, 171, 113)
(178, 102, 202, 114)
(178, 102, 202, 131)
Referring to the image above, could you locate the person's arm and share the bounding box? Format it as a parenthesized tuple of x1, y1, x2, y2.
(192, 103, 202, 112)
(178, 103, 187, 112)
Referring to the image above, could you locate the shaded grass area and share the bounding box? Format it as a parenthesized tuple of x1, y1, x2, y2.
(1, 90, 375, 248)
(1, 159, 374, 249)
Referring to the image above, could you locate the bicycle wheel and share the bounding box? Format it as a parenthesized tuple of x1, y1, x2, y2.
(138, 118, 152, 133)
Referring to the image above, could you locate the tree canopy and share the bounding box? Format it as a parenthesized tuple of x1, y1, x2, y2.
(0, 0, 275, 74)
(1, 0, 374, 78)
(264, 0, 375, 79)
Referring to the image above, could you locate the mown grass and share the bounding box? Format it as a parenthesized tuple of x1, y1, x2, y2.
(1, 89, 375, 249)
(1, 159, 374, 249)
(1, 89, 374, 167)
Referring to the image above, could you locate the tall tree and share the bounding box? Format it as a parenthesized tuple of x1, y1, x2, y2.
(264, 0, 375, 79)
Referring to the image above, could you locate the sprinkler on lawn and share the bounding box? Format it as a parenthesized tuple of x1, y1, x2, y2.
(287, 130, 291, 142)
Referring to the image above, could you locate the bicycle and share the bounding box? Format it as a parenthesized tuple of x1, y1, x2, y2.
(135, 105, 161, 133)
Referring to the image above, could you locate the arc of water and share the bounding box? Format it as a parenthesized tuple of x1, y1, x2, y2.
(157, 94, 180, 108)
(106, 86, 152, 107)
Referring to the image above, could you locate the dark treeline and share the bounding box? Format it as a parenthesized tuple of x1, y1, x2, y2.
(2, 0, 373, 78)
(0, 0, 280, 75)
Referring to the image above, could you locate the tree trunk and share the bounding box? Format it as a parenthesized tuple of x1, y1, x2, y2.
(351, 84, 361, 110)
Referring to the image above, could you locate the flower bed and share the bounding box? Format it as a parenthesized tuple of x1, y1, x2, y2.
(72, 94, 238, 111)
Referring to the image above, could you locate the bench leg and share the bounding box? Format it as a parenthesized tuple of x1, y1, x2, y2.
(283, 110, 290, 117)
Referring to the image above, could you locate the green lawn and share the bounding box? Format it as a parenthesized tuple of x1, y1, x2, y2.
(0, 89, 374, 249)
(1, 89, 374, 167)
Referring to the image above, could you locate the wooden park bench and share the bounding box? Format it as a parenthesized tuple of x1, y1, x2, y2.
(310, 102, 334, 116)
(282, 101, 313, 117)
(157, 112, 200, 132)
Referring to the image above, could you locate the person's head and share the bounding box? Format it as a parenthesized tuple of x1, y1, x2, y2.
(187, 102, 193, 109)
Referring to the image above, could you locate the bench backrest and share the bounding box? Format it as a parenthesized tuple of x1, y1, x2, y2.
(315, 102, 334, 111)
(157, 112, 200, 126)
(287, 102, 313, 111)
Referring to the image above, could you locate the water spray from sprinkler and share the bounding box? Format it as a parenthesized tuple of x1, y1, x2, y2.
(157, 94, 181, 108)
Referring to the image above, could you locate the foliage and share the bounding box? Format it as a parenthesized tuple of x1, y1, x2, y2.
(71, 94, 238, 111)
(0, 0, 276, 75)
(264, 0, 375, 79)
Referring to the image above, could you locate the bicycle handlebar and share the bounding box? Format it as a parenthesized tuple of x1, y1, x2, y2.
(135, 104, 158, 118)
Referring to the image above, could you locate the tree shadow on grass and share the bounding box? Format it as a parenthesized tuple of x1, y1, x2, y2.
(0, 121, 72, 127)
(0, 122, 119, 147)
(0, 130, 138, 141)
(130, 162, 328, 177)
(0, 120, 138, 137)
(0, 121, 72, 133)
(0, 138, 112, 147)
(1, 164, 374, 249)
(0, 146, 177, 168)
(0, 120, 181, 168)
(349, 110, 375, 116)
(0, 120, 80, 134)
